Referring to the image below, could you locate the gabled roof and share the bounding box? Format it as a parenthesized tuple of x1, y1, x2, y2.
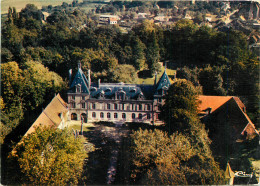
(198, 95, 233, 113)
(24, 94, 68, 137)
(198, 95, 259, 139)
(69, 67, 89, 94)
(154, 69, 171, 95)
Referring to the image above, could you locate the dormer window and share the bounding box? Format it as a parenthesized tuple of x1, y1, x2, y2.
(90, 87, 97, 92)
(76, 84, 81, 93)
(130, 88, 136, 93)
(105, 88, 112, 93)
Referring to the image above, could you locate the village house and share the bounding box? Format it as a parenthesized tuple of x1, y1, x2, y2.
(198, 95, 259, 142)
(67, 63, 171, 125)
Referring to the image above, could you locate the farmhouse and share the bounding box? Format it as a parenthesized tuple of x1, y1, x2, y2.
(67, 63, 171, 125)
(198, 95, 259, 141)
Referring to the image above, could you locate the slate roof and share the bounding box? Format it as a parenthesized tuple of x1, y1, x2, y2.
(154, 70, 171, 95)
(69, 65, 171, 100)
(69, 67, 90, 94)
(89, 83, 154, 100)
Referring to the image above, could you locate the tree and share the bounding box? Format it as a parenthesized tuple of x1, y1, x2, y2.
(161, 79, 200, 133)
(130, 128, 224, 185)
(199, 65, 227, 96)
(131, 37, 146, 70)
(111, 64, 137, 83)
(12, 125, 88, 185)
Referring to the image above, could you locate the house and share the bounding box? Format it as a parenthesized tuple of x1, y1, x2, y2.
(11, 94, 69, 154)
(108, 17, 117, 24)
(67, 63, 172, 125)
(23, 94, 69, 137)
(198, 95, 259, 142)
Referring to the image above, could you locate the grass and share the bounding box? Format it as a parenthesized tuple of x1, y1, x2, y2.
(136, 65, 176, 85)
(67, 121, 96, 132)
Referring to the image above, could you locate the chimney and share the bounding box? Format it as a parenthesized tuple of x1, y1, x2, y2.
(98, 79, 101, 88)
(154, 72, 157, 86)
(207, 107, 212, 115)
(88, 69, 91, 88)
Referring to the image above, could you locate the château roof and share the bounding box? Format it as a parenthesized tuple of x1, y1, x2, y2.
(69, 65, 90, 94)
(154, 69, 171, 95)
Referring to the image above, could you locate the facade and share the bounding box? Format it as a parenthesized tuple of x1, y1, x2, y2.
(68, 63, 171, 125)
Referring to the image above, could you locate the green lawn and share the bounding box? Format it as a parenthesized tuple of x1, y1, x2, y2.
(67, 121, 96, 132)
(137, 65, 176, 85)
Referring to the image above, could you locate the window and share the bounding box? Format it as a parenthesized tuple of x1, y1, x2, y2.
(107, 104, 111, 110)
(76, 85, 81, 93)
(71, 113, 77, 120)
(92, 112, 96, 118)
(92, 103, 96, 109)
(114, 113, 118, 119)
(72, 95, 75, 100)
(147, 113, 151, 119)
(132, 104, 135, 111)
(138, 113, 142, 119)
(139, 104, 142, 111)
(147, 104, 151, 111)
(158, 98, 162, 103)
(122, 104, 125, 110)
(122, 113, 126, 119)
(82, 96, 85, 100)
(71, 102, 75, 108)
(132, 113, 135, 119)
(107, 113, 111, 118)
(114, 104, 118, 110)
(82, 103, 85, 109)
(100, 112, 104, 118)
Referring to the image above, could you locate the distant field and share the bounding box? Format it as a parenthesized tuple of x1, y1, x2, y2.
(1, 0, 83, 14)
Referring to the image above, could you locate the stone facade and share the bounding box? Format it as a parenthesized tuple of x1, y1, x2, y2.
(68, 63, 171, 125)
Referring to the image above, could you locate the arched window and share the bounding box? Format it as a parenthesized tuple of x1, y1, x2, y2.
(92, 112, 96, 118)
(71, 113, 77, 120)
(107, 112, 111, 118)
(132, 113, 135, 119)
(122, 113, 126, 119)
(76, 84, 81, 93)
(138, 113, 142, 119)
(100, 112, 104, 118)
(114, 113, 118, 119)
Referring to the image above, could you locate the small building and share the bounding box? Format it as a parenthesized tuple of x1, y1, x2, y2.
(108, 17, 117, 24)
(198, 96, 259, 142)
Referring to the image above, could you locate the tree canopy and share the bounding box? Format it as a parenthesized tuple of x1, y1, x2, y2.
(12, 125, 87, 185)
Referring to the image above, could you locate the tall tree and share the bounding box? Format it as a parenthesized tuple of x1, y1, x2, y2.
(12, 125, 88, 185)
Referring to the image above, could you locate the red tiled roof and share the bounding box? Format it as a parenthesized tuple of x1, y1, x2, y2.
(198, 95, 232, 113)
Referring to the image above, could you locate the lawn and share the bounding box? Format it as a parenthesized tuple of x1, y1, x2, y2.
(67, 121, 96, 132)
(136, 64, 176, 85)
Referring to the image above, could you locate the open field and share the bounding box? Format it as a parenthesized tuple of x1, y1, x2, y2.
(67, 121, 96, 132)
(1, 0, 83, 14)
